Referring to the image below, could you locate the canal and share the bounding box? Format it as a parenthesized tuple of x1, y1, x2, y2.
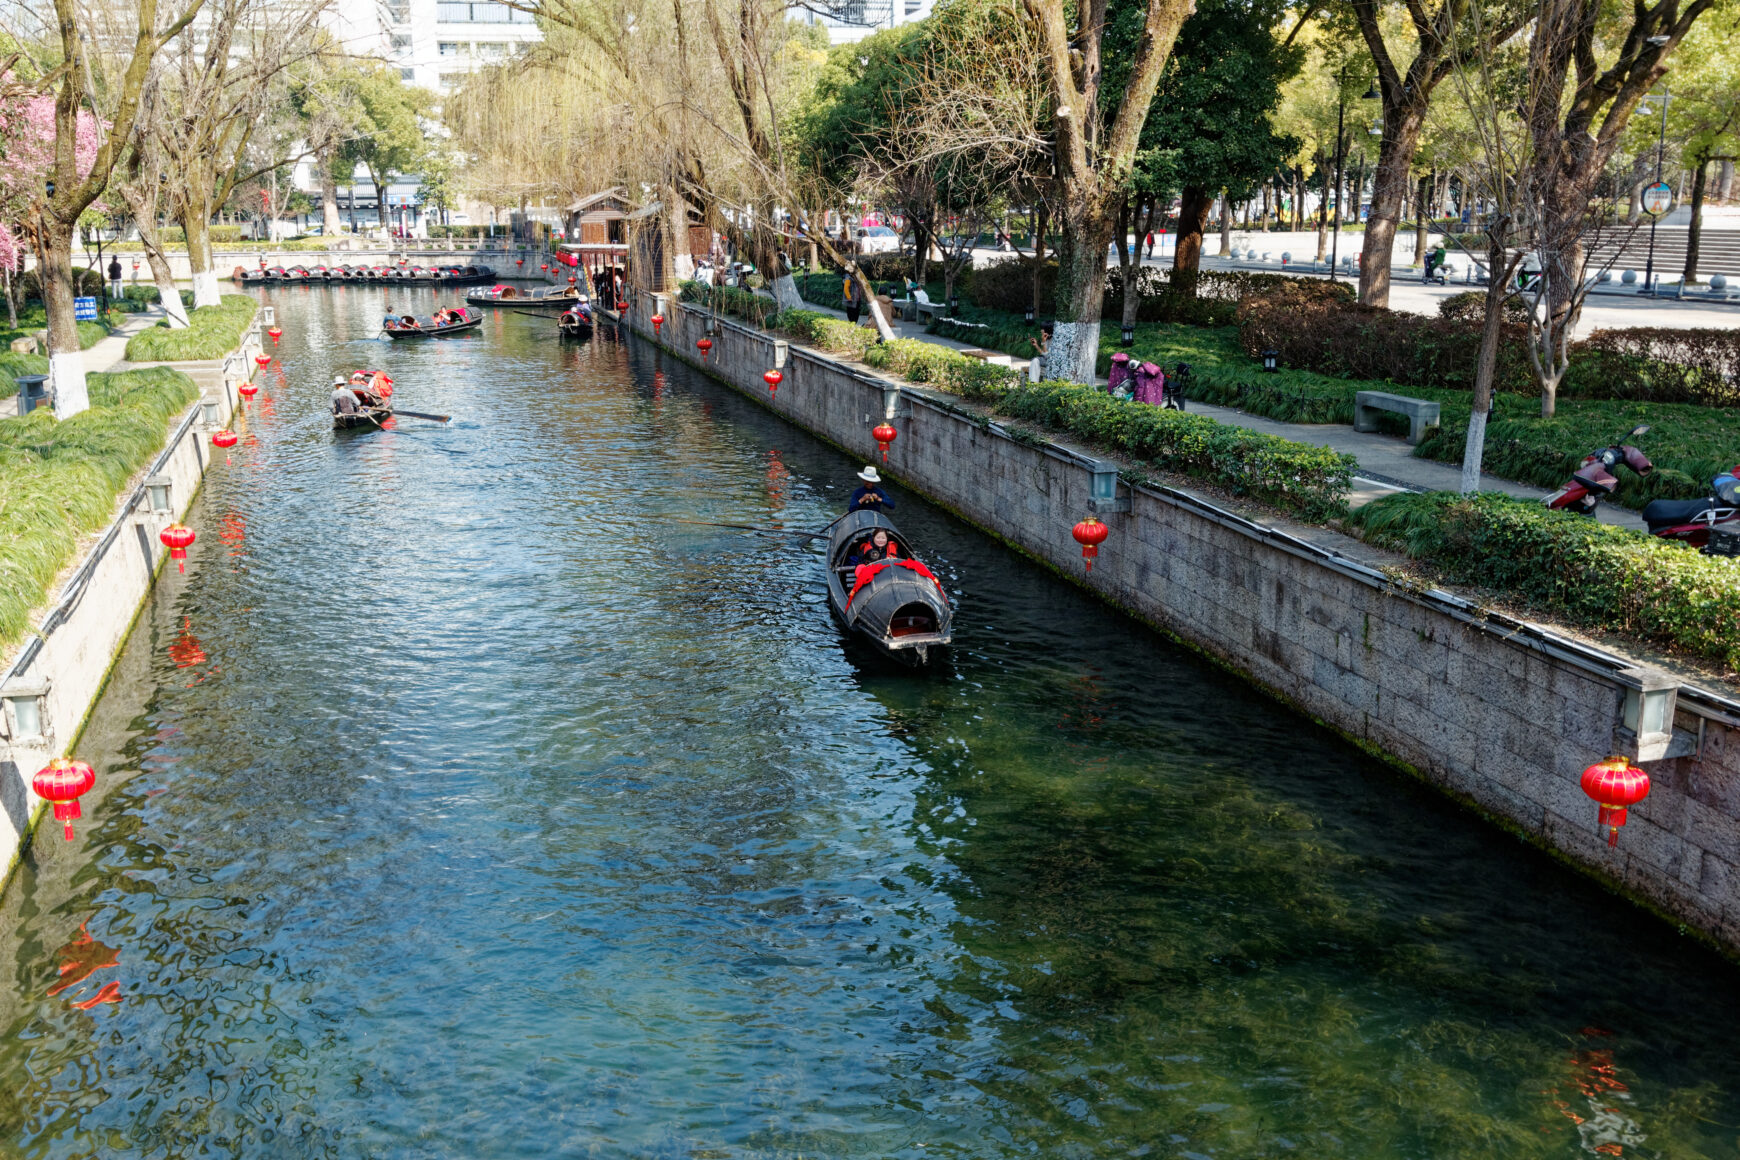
(0, 285, 1736, 1158)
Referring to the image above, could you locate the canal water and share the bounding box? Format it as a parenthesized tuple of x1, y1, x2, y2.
(0, 286, 1736, 1159)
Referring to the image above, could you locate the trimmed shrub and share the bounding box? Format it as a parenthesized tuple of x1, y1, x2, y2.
(1437, 290, 1531, 325)
(123, 295, 256, 362)
(1563, 328, 1740, 406)
(969, 257, 1056, 313)
(160, 225, 245, 244)
(1353, 491, 1740, 671)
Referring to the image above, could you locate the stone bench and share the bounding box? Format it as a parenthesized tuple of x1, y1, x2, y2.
(1354, 390, 1441, 445)
(914, 300, 949, 323)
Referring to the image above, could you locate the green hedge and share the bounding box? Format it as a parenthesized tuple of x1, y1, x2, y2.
(1353, 491, 1740, 672)
(0, 366, 200, 649)
(124, 295, 256, 362)
(160, 225, 246, 244)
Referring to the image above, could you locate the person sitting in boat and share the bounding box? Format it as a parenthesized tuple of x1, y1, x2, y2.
(348, 371, 381, 408)
(849, 466, 895, 513)
(330, 375, 360, 416)
(432, 307, 451, 325)
(848, 528, 900, 566)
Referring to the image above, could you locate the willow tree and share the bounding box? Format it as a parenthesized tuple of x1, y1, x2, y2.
(33, 0, 204, 417)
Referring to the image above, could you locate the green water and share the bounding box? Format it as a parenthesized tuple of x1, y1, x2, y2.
(0, 285, 1734, 1158)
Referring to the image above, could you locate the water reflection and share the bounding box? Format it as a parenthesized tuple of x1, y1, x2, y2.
(0, 286, 1732, 1158)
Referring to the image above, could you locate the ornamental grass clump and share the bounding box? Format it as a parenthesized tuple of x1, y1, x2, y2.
(0, 366, 198, 650)
(1353, 491, 1740, 672)
(123, 294, 256, 362)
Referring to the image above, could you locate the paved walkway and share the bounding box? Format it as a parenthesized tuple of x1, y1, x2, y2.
(789, 291, 1644, 529)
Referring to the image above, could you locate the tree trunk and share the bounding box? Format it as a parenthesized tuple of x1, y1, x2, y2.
(1683, 157, 1708, 284)
(1717, 159, 1734, 202)
(119, 184, 190, 327)
(1315, 162, 1329, 261)
(2, 266, 15, 330)
(1217, 190, 1232, 256)
(1461, 229, 1513, 492)
(183, 206, 221, 309)
(1358, 102, 1427, 306)
(1043, 191, 1115, 383)
(1030, 199, 1049, 317)
(321, 153, 343, 236)
(1413, 173, 1431, 267)
(1627, 180, 1644, 224)
(1172, 185, 1214, 274)
(39, 214, 90, 417)
(1114, 196, 1139, 339)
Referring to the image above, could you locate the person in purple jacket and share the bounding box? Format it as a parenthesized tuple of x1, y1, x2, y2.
(1133, 361, 1166, 405)
(1107, 351, 1133, 397)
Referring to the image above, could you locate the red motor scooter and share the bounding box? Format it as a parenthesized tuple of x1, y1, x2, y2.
(1642, 467, 1740, 551)
(1544, 424, 1654, 517)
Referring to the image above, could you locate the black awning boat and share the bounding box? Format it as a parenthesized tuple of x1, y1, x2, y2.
(823, 510, 953, 665)
(382, 308, 482, 338)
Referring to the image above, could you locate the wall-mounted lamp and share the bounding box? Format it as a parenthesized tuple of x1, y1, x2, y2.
(145, 474, 174, 515)
(1615, 667, 1690, 762)
(0, 677, 50, 743)
(200, 398, 222, 427)
(1086, 458, 1131, 514)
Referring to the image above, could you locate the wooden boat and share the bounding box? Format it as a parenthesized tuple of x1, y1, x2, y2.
(557, 306, 594, 339)
(465, 283, 579, 309)
(822, 510, 953, 665)
(334, 404, 393, 429)
(382, 307, 482, 338)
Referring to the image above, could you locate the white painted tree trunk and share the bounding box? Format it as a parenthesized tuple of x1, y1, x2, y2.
(49, 349, 90, 418)
(1459, 406, 1488, 493)
(191, 269, 222, 309)
(1044, 320, 1100, 384)
(771, 272, 802, 310)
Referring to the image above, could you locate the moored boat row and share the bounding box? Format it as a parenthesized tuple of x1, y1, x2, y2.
(232, 263, 498, 286)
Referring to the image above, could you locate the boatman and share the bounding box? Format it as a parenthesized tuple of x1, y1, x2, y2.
(849, 466, 895, 514)
(330, 375, 360, 416)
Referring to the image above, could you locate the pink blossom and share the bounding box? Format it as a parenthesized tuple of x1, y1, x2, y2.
(0, 223, 18, 271)
(0, 92, 104, 211)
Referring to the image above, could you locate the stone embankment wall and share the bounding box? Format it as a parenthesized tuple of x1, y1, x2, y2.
(0, 319, 263, 879)
(100, 246, 551, 283)
(623, 289, 1740, 954)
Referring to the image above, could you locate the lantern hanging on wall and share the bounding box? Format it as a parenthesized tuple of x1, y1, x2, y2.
(651, 313, 664, 336)
(254, 354, 271, 371)
(267, 326, 282, 343)
(1072, 516, 1109, 572)
(238, 382, 258, 400)
(211, 429, 238, 465)
(1580, 756, 1652, 847)
(159, 523, 195, 573)
(872, 422, 897, 461)
(696, 337, 713, 361)
(763, 369, 783, 397)
(33, 758, 95, 841)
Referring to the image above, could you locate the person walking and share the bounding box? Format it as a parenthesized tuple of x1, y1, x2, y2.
(1144, 231, 1155, 260)
(107, 257, 124, 301)
(843, 273, 864, 325)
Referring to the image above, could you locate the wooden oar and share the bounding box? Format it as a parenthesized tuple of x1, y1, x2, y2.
(509, 308, 565, 319)
(676, 518, 828, 540)
(391, 408, 451, 423)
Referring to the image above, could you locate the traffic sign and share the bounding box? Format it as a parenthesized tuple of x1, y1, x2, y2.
(1643, 181, 1673, 215)
(73, 296, 98, 321)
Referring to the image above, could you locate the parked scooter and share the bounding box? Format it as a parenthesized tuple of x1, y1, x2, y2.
(1642, 467, 1740, 551)
(1544, 425, 1654, 517)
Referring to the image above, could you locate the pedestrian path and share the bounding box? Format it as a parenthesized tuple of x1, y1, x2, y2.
(788, 292, 1644, 530)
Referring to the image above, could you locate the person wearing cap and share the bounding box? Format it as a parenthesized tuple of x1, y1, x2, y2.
(330, 375, 360, 416)
(848, 466, 895, 513)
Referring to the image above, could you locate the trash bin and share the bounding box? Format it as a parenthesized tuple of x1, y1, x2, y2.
(14, 373, 48, 416)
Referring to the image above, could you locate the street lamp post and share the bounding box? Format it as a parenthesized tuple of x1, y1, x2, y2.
(1328, 70, 1348, 281)
(1639, 87, 1672, 296)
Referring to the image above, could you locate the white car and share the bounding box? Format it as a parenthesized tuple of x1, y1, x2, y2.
(857, 225, 901, 255)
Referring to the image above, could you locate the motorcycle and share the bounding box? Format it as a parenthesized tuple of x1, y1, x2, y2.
(1642, 467, 1740, 552)
(1544, 425, 1654, 517)
(1421, 260, 1449, 285)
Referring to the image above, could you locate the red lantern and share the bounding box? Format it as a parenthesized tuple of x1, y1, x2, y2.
(1580, 756, 1652, 846)
(568, 276, 578, 285)
(872, 422, 897, 461)
(764, 369, 783, 396)
(159, 523, 195, 573)
(516, 258, 525, 267)
(651, 313, 664, 336)
(1072, 516, 1109, 572)
(697, 337, 713, 361)
(540, 264, 549, 273)
(254, 354, 270, 370)
(267, 326, 282, 342)
(33, 758, 95, 842)
(212, 429, 238, 465)
(238, 382, 258, 400)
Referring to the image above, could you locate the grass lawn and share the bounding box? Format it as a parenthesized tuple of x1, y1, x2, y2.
(1111, 322, 1736, 509)
(124, 295, 256, 362)
(0, 303, 109, 353)
(0, 366, 199, 651)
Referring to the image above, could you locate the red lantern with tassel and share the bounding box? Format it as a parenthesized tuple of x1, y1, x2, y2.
(254, 354, 270, 371)
(212, 429, 238, 464)
(1580, 756, 1652, 846)
(697, 337, 713, 361)
(33, 759, 95, 842)
(238, 382, 258, 400)
(266, 326, 282, 343)
(651, 313, 664, 336)
(872, 422, 898, 461)
(540, 263, 549, 273)
(159, 524, 195, 573)
(764, 369, 783, 397)
(1072, 517, 1109, 571)
(516, 258, 525, 268)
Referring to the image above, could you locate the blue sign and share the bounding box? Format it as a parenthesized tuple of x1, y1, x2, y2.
(73, 296, 98, 321)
